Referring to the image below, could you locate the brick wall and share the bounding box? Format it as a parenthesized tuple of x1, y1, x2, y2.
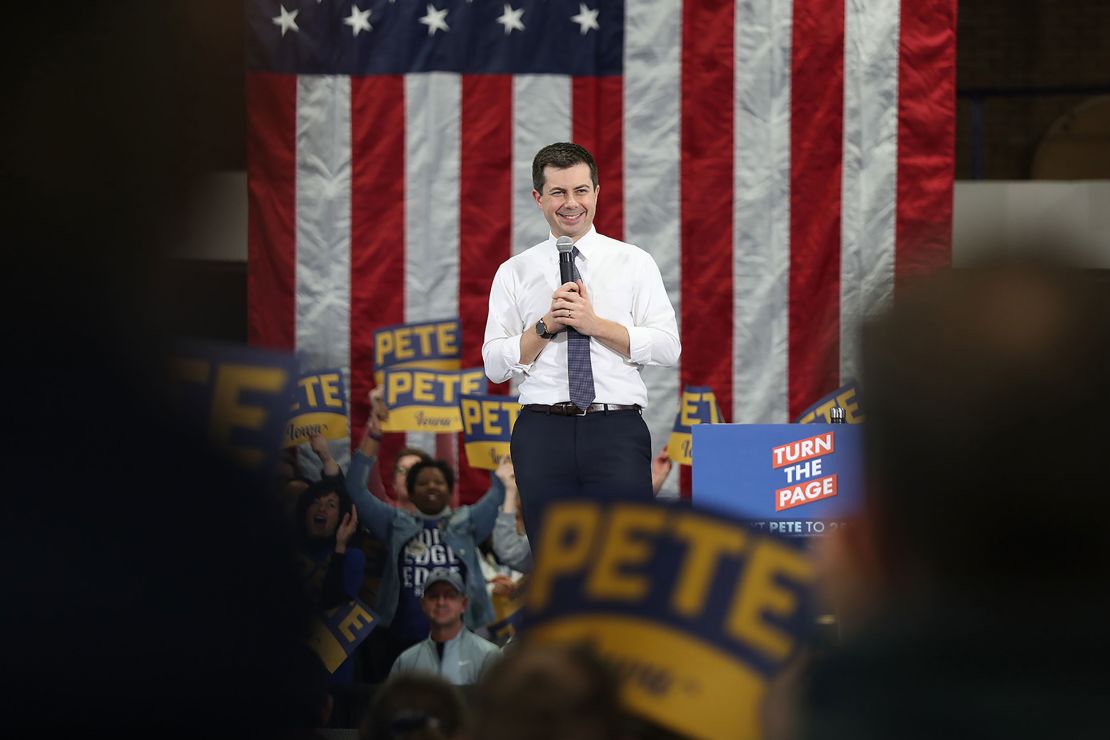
(956, 0, 1110, 178)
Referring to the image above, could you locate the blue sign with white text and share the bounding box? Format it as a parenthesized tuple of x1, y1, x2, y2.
(692, 424, 864, 537)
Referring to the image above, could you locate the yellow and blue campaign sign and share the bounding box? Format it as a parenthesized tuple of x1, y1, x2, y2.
(373, 318, 460, 387)
(380, 367, 487, 433)
(794, 380, 864, 423)
(667, 386, 724, 465)
(283, 369, 349, 448)
(486, 582, 527, 647)
(169, 342, 296, 469)
(524, 497, 816, 740)
(460, 394, 520, 470)
(308, 599, 379, 674)
(693, 424, 864, 537)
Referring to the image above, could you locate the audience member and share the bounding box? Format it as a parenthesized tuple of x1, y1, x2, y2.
(296, 478, 366, 685)
(491, 456, 533, 572)
(297, 480, 363, 602)
(390, 568, 500, 685)
(472, 641, 628, 740)
(478, 528, 524, 623)
(363, 444, 434, 511)
(649, 446, 674, 496)
(362, 674, 468, 740)
(346, 395, 505, 680)
(308, 433, 346, 481)
(801, 257, 1110, 739)
(388, 447, 435, 511)
(279, 450, 311, 507)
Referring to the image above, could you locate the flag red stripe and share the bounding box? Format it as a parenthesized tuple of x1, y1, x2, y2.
(895, 0, 957, 286)
(350, 76, 406, 457)
(246, 72, 297, 350)
(681, 0, 735, 498)
(573, 77, 625, 241)
(788, 0, 845, 419)
(457, 75, 514, 504)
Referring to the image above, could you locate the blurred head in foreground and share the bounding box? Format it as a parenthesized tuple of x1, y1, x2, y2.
(850, 255, 1110, 610)
(362, 674, 467, 740)
(3, 3, 320, 734)
(473, 641, 624, 740)
(804, 253, 1110, 739)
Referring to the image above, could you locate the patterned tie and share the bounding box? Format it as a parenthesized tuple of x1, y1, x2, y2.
(567, 247, 596, 410)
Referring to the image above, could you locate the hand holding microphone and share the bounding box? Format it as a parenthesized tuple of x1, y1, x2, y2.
(549, 236, 600, 336)
(541, 236, 577, 335)
(557, 235, 576, 286)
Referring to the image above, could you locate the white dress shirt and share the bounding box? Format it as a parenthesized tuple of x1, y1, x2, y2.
(482, 228, 680, 407)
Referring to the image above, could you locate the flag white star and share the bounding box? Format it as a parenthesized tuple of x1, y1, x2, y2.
(343, 5, 373, 36)
(419, 4, 450, 36)
(569, 3, 599, 35)
(496, 4, 525, 35)
(272, 5, 299, 37)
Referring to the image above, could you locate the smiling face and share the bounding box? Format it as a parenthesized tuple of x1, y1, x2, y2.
(533, 163, 599, 242)
(421, 580, 467, 629)
(410, 467, 451, 515)
(305, 492, 341, 539)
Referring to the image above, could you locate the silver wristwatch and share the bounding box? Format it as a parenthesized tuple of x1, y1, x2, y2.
(535, 317, 556, 339)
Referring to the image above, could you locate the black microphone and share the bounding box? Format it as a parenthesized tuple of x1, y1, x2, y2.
(557, 236, 575, 285)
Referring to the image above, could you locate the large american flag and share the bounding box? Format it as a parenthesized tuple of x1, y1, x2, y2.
(245, 0, 956, 499)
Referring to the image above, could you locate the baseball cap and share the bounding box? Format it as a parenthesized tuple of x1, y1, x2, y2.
(422, 568, 465, 596)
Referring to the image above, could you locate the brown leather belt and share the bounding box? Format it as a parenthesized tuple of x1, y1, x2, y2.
(524, 402, 641, 416)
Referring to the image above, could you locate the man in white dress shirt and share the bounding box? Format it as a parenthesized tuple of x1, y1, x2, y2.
(482, 142, 681, 540)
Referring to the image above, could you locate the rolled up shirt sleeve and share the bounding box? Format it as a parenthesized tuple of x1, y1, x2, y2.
(483, 263, 534, 383)
(626, 254, 681, 367)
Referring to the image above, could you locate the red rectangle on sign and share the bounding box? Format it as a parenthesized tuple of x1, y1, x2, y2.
(771, 432, 836, 469)
(775, 474, 838, 512)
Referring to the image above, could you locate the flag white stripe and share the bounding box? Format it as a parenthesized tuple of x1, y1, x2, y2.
(733, 0, 792, 423)
(404, 72, 462, 451)
(404, 73, 462, 323)
(295, 76, 352, 373)
(840, 0, 901, 383)
(625, 0, 683, 491)
(841, 0, 864, 385)
(512, 75, 571, 256)
(294, 75, 353, 473)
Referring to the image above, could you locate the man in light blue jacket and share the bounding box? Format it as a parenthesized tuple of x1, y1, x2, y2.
(346, 395, 504, 670)
(390, 568, 500, 685)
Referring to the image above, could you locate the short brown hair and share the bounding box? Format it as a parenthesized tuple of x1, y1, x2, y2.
(393, 447, 432, 474)
(473, 641, 622, 740)
(362, 674, 467, 740)
(532, 142, 598, 194)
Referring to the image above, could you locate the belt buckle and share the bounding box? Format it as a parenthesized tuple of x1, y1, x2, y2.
(574, 403, 589, 416)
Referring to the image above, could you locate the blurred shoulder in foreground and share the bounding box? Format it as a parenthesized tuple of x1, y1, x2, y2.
(804, 252, 1110, 740)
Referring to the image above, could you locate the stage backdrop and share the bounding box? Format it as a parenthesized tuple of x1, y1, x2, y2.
(245, 0, 956, 500)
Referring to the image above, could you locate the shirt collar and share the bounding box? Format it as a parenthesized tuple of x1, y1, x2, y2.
(428, 627, 466, 647)
(546, 226, 599, 262)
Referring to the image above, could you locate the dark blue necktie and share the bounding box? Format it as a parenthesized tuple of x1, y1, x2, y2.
(567, 247, 595, 410)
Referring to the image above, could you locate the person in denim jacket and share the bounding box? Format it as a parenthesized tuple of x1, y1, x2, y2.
(346, 390, 505, 668)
